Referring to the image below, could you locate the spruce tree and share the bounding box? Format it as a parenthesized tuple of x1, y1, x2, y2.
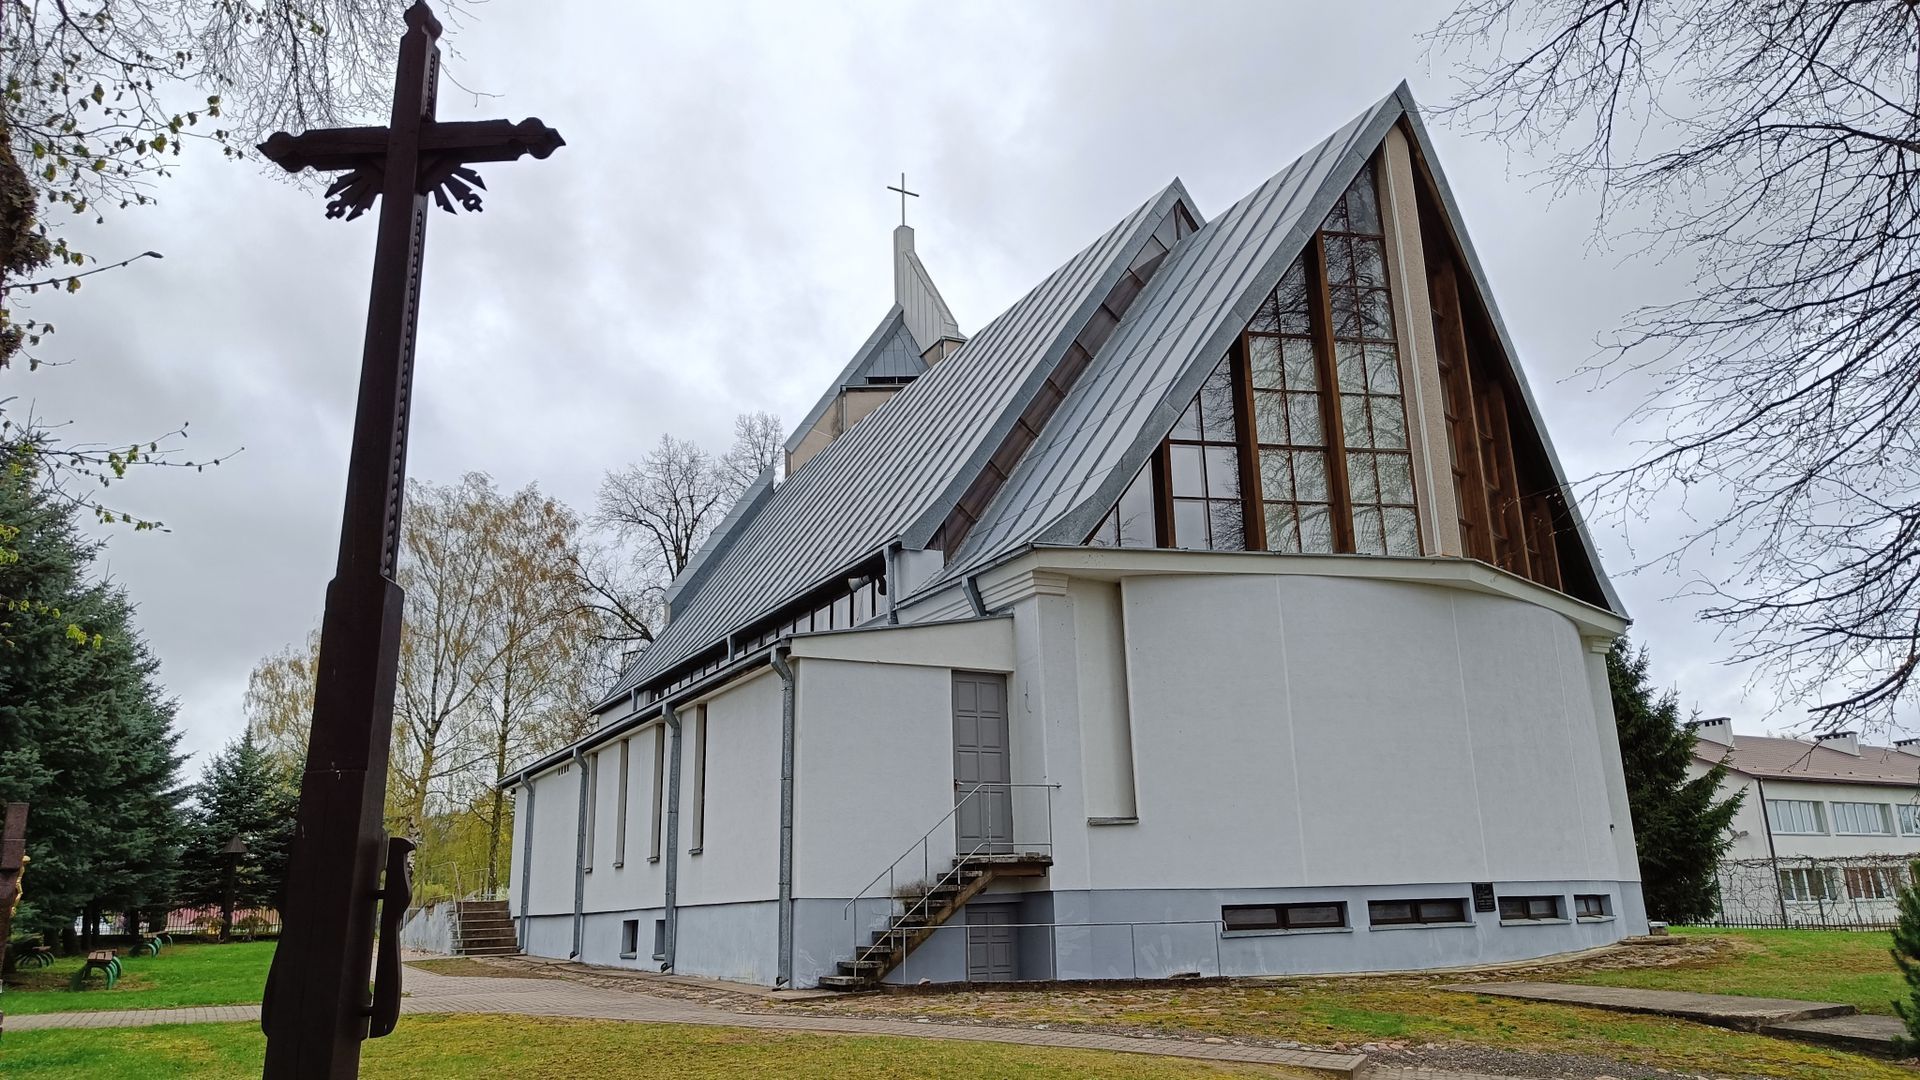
(1891, 860, 1920, 1052)
(180, 732, 299, 920)
(0, 445, 187, 949)
(1608, 638, 1745, 923)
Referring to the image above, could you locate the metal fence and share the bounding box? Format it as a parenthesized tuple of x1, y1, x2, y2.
(1703, 854, 1917, 931)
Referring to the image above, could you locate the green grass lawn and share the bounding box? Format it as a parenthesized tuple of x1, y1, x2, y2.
(807, 980, 1909, 1080)
(2, 940, 273, 1016)
(4, 1015, 1301, 1079)
(1562, 927, 1904, 1015)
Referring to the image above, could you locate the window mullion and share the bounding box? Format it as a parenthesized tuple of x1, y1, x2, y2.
(1150, 445, 1173, 548)
(1306, 232, 1356, 553)
(1230, 334, 1267, 550)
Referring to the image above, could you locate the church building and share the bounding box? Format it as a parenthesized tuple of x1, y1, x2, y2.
(503, 85, 1645, 989)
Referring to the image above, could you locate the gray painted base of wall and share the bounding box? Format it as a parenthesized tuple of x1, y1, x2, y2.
(525, 879, 1647, 989)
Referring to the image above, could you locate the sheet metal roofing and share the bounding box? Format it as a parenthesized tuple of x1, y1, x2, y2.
(782, 306, 924, 457)
(940, 93, 1398, 580)
(599, 82, 1623, 710)
(1699, 735, 1920, 787)
(603, 183, 1179, 703)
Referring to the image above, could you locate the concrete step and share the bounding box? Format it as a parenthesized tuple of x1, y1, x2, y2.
(836, 958, 886, 976)
(458, 919, 515, 932)
(817, 974, 874, 991)
(455, 945, 520, 957)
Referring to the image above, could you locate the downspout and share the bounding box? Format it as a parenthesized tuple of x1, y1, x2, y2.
(963, 571, 989, 618)
(517, 781, 536, 951)
(570, 747, 587, 958)
(883, 543, 902, 625)
(661, 702, 684, 970)
(770, 647, 797, 986)
(1755, 777, 1789, 927)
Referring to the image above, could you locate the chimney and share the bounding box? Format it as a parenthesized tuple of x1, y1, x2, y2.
(1685, 716, 1734, 747)
(1895, 738, 1920, 758)
(1816, 730, 1860, 756)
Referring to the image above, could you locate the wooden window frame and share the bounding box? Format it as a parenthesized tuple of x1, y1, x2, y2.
(1367, 897, 1470, 927)
(1573, 894, 1610, 919)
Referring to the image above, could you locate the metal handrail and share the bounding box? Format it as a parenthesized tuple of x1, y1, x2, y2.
(844, 782, 1060, 919)
(843, 782, 1059, 967)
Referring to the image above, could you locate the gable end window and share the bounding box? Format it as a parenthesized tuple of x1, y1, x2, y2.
(1089, 159, 1420, 558)
(1222, 902, 1347, 932)
(1367, 897, 1469, 927)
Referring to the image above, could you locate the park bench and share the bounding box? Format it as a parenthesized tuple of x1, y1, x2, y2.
(130, 934, 166, 957)
(13, 944, 53, 968)
(71, 950, 121, 990)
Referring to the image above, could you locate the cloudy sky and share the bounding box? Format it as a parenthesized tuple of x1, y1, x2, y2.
(15, 0, 1847, 768)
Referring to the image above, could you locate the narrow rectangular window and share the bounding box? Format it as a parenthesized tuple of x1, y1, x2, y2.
(1901, 804, 1920, 836)
(1367, 897, 1469, 926)
(1497, 895, 1562, 922)
(1222, 902, 1347, 932)
(652, 918, 667, 960)
(1765, 799, 1825, 835)
(614, 738, 630, 867)
(690, 705, 709, 853)
(649, 724, 666, 861)
(1247, 260, 1333, 553)
(583, 751, 598, 872)
(1831, 802, 1893, 836)
(1573, 894, 1610, 919)
(1166, 358, 1246, 551)
(620, 919, 639, 958)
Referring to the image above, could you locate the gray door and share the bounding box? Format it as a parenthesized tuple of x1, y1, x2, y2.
(966, 904, 1017, 982)
(953, 672, 1012, 854)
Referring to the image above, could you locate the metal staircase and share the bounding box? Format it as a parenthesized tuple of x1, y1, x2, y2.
(821, 782, 1056, 990)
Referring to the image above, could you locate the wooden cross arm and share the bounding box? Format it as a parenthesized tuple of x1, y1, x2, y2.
(258, 118, 565, 175)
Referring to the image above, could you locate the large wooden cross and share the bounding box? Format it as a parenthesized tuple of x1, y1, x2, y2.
(255, 3, 560, 1077)
(0, 802, 27, 1036)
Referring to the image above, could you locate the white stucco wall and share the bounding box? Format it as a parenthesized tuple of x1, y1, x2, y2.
(1081, 573, 1634, 895)
(676, 669, 783, 907)
(794, 657, 966, 899)
(522, 764, 580, 918)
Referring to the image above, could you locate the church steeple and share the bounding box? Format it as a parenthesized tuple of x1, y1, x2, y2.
(893, 223, 963, 360)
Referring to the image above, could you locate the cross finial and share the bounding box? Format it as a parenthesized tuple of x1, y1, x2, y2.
(886, 172, 918, 227)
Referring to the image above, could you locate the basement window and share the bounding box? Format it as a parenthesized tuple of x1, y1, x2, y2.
(1574, 894, 1611, 920)
(1497, 895, 1564, 923)
(620, 919, 639, 959)
(1222, 902, 1347, 933)
(652, 918, 667, 960)
(1367, 897, 1469, 927)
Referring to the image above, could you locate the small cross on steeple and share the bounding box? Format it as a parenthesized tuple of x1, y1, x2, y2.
(886, 172, 919, 226)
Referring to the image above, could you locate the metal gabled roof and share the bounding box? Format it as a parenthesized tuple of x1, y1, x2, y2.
(601, 183, 1182, 702)
(939, 89, 1402, 582)
(900, 180, 1201, 551)
(938, 83, 1622, 616)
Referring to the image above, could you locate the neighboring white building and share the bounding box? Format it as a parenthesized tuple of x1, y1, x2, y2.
(502, 85, 1647, 990)
(1690, 719, 1920, 926)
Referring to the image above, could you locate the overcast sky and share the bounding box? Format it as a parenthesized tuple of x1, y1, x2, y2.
(14, 0, 1864, 769)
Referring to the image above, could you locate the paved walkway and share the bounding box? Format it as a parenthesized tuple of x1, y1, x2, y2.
(1448, 981, 1903, 1056)
(11, 965, 1373, 1076)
